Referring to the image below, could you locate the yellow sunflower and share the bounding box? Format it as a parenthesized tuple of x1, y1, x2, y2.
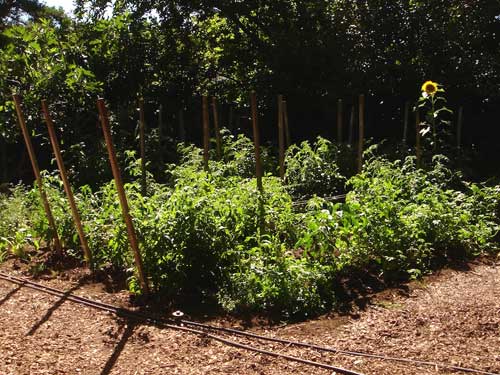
(421, 81, 438, 96)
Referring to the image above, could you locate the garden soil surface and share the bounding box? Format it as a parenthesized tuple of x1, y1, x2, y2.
(0, 257, 499, 375)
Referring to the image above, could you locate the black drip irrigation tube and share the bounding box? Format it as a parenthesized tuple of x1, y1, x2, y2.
(0, 272, 499, 375)
(0, 272, 362, 375)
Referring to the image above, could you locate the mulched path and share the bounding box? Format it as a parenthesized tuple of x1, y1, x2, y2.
(0, 258, 499, 375)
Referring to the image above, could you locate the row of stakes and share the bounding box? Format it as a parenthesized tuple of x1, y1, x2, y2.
(12, 92, 459, 294)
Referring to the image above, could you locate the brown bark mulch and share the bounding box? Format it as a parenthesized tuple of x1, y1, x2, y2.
(0, 258, 499, 375)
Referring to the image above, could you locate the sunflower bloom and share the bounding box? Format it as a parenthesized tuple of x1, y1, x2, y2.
(421, 81, 438, 96)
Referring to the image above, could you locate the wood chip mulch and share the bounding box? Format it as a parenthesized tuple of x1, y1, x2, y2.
(1, 258, 499, 375)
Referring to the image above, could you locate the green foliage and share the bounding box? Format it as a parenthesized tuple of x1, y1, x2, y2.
(218, 244, 333, 317)
(284, 137, 347, 199)
(73, 0, 500, 100)
(0, 185, 41, 259)
(295, 154, 500, 280)
(0, 137, 498, 317)
(2, 1, 500, 184)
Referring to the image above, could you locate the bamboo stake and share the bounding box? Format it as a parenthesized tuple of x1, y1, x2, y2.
(202, 96, 210, 171)
(12, 94, 62, 255)
(228, 105, 234, 133)
(158, 104, 164, 166)
(348, 105, 355, 145)
(282, 99, 291, 148)
(178, 107, 185, 142)
(403, 101, 409, 144)
(337, 99, 343, 142)
(457, 106, 463, 150)
(97, 99, 149, 294)
(138, 98, 147, 195)
(277, 95, 285, 180)
(41, 100, 92, 268)
(250, 92, 263, 192)
(416, 110, 422, 168)
(211, 96, 222, 159)
(357, 94, 365, 173)
(1, 137, 7, 182)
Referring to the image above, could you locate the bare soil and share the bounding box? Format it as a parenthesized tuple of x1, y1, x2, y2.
(1, 257, 499, 375)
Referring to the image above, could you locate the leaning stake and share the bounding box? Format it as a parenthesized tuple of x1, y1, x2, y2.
(158, 104, 164, 166)
(403, 101, 410, 145)
(348, 105, 355, 145)
(337, 99, 343, 142)
(138, 98, 147, 195)
(282, 99, 291, 148)
(277, 95, 285, 180)
(97, 99, 149, 294)
(12, 94, 62, 255)
(178, 107, 185, 142)
(41, 100, 92, 268)
(211, 97, 222, 159)
(250, 92, 263, 192)
(457, 106, 463, 150)
(357, 94, 365, 173)
(202, 96, 210, 171)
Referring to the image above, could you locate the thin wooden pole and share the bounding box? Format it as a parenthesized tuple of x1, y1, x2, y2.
(12, 94, 62, 255)
(211, 96, 222, 159)
(228, 105, 234, 133)
(178, 107, 185, 142)
(97, 98, 149, 294)
(337, 99, 343, 142)
(416, 109, 422, 168)
(41, 100, 92, 268)
(277, 94, 285, 180)
(158, 104, 164, 166)
(202, 96, 210, 171)
(403, 101, 409, 144)
(250, 92, 263, 192)
(348, 105, 355, 145)
(457, 106, 463, 150)
(138, 98, 147, 195)
(282, 99, 291, 148)
(1, 138, 7, 182)
(357, 94, 365, 173)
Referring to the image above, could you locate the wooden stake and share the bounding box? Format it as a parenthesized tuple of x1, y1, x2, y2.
(357, 94, 365, 173)
(416, 109, 422, 168)
(211, 96, 222, 159)
(41, 100, 92, 268)
(138, 98, 147, 195)
(250, 92, 263, 192)
(158, 104, 164, 166)
(12, 94, 62, 255)
(97, 99, 149, 294)
(178, 107, 185, 142)
(348, 105, 355, 145)
(282, 99, 291, 148)
(1, 137, 7, 182)
(457, 106, 463, 150)
(337, 99, 343, 142)
(403, 101, 409, 144)
(228, 105, 234, 133)
(202, 96, 210, 171)
(277, 95, 285, 180)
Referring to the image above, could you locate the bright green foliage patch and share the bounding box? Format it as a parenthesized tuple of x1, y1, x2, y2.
(0, 137, 499, 317)
(285, 137, 350, 199)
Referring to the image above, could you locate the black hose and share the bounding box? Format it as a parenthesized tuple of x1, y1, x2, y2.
(0, 272, 364, 375)
(1, 271, 498, 375)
